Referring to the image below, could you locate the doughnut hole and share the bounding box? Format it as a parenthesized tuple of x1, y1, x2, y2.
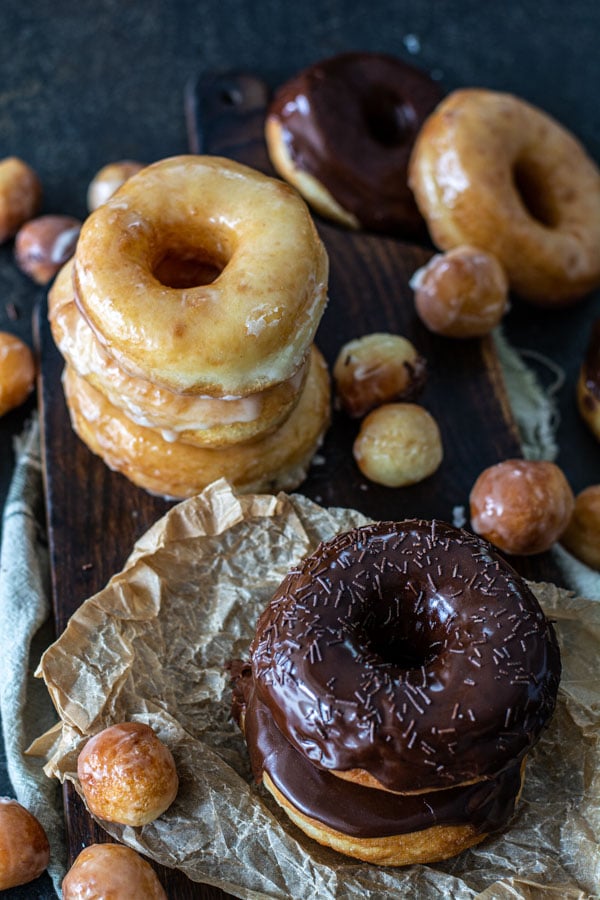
(333, 333, 427, 418)
(470, 459, 575, 555)
(410, 246, 509, 338)
(152, 240, 226, 289)
(355, 592, 441, 671)
(353, 402, 443, 487)
(62, 844, 167, 900)
(560, 485, 600, 570)
(0, 332, 35, 417)
(77, 722, 179, 826)
(512, 156, 559, 228)
(0, 157, 42, 244)
(15, 215, 81, 285)
(0, 798, 50, 890)
(361, 87, 413, 147)
(87, 160, 145, 211)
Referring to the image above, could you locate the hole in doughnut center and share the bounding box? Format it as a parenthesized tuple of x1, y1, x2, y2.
(362, 88, 413, 147)
(513, 159, 557, 227)
(358, 603, 439, 670)
(152, 247, 226, 289)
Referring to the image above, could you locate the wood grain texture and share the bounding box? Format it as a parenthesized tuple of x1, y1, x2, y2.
(37, 72, 565, 899)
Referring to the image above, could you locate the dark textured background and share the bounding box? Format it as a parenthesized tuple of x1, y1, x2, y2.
(0, 1, 598, 896)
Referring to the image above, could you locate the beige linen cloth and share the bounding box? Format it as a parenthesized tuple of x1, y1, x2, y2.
(0, 333, 598, 898)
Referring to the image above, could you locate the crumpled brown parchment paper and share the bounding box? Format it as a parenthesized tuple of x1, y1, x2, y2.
(32, 479, 599, 899)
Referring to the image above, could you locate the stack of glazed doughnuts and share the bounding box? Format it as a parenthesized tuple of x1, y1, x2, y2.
(233, 519, 561, 866)
(49, 155, 330, 498)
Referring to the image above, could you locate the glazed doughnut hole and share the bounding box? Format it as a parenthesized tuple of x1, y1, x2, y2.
(353, 402, 443, 487)
(560, 485, 600, 570)
(15, 214, 81, 284)
(87, 160, 145, 211)
(333, 332, 427, 418)
(77, 722, 179, 826)
(0, 798, 50, 890)
(470, 459, 575, 555)
(0, 157, 42, 244)
(0, 331, 35, 417)
(62, 843, 167, 900)
(410, 246, 509, 338)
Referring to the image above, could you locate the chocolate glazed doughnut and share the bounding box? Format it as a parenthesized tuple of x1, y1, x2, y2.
(265, 53, 443, 238)
(251, 520, 561, 794)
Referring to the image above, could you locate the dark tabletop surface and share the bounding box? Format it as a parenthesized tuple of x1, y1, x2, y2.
(1, 1, 599, 896)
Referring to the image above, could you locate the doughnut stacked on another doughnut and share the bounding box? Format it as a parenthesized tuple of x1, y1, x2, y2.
(233, 519, 561, 866)
(50, 155, 331, 498)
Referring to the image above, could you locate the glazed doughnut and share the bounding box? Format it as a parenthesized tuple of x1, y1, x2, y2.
(408, 89, 600, 305)
(0, 157, 42, 244)
(265, 52, 443, 237)
(62, 844, 166, 899)
(0, 798, 50, 890)
(251, 520, 560, 795)
(559, 485, 600, 571)
(333, 333, 426, 419)
(470, 459, 575, 556)
(63, 345, 330, 498)
(77, 722, 178, 826)
(49, 261, 309, 448)
(73, 155, 328, 396)
(0, 331, 35, 417)
(353, 402, 443, 487)
(410, 245, 509, 338)
(577, 318, 600, 441)
(235, 675, 525, 866)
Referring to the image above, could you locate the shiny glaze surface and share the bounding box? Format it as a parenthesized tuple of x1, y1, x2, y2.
(62, 843, 167, 900)
(267, 52, 442, 237)
(240, 684, 522, 839)
(251, 520, 561, 792)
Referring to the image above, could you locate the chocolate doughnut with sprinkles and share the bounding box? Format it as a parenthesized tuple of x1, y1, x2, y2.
(251, 520, 561, 795)
(233, 663, 526, 866)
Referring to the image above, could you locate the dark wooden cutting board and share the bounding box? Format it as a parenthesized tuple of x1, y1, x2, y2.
(36, 72, 565, 899)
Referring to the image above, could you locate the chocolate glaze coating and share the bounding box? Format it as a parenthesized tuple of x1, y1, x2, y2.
(267, 52, 443, 237)
(251, 520, 561, 793)
(239, 684, 523, 839)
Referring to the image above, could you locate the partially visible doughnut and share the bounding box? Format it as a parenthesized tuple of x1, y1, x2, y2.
(408, 89, 600, 305)
(62, 844, 166, 900)
(251, 520, 560, 795)
(77, 722, 178, 826)
(0, 331, 35, 417)
(0, 157, 41, 244)
(265, 52, 443, 238)
(0, 798, 50, 890)
(49, 261, 309, 448)
(74, 155, 328, 396)
(63, 346, 330, 498)
(577, 318, 600, 441)
(560, 485, 600, 571)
